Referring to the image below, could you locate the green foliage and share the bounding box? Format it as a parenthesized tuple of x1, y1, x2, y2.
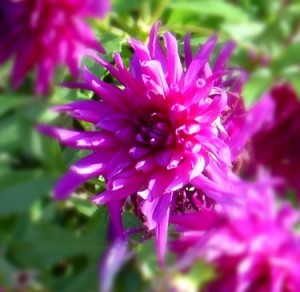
(168, 0, 249, 22)
(0, 170, 56, 216)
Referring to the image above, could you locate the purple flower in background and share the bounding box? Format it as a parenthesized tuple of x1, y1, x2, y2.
(0, 0, 111, 95)
(251, 83, 300, 196)
(205, 203, 300, 291)
(172, 182, 300, 292)
(39, 22, 248, 262)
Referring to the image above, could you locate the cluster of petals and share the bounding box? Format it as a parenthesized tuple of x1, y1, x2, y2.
(251, 83, 300, 196)
(39, 22, 249, 261)
(0, 0, 110, 95)
(172, 181, 300, 292)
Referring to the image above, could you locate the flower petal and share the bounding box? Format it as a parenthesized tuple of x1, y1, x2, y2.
(54, 151, 111, 199)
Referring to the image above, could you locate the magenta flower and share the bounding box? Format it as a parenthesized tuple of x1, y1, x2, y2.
(251, 83, 300, 196)
(38, 23, 248, 261)
(205, 204, 300, 291)
(0, 0, 111, 95)
(172, 182, 300, 292)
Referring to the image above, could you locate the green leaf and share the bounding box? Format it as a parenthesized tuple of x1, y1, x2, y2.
(69, 197, 98, 217)
(287, 3, 300, 15)
(123, 211, 143, 230)
(0, 114, 19, 151)
(243, 68, 273, 106)
(12, 222, 105, 270)
(55, 262, 99, 292)
(113, 260, 147, 292)
(35, 135, 67, 172)
(178, 260, 215, 291)
(272, 43, 300, 73)
(0, 170, 56, 216)
(222, 21, 264, 41)
(0, 95, 30, 117)
(286, 71, 300, 97)
(168, 0, 249, 22)
(83, 206, 109, 238)
(112, 0, 144, 13)
(135, 240, 160, 279)
(98, 32, 124, 58)
(0, 256, 19, 289)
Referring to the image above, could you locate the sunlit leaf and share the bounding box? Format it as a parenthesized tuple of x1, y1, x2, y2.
(168, 0, 249, 22)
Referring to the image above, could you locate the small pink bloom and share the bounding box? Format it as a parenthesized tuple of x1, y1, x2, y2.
(172, 181, 300, 292)
(0, 0, 111, 95)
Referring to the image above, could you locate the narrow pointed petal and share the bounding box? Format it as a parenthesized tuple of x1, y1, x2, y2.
(156, 204, 171, 265)
(185, 35, 217, 85)
(184, 33, 192, 68)
(52, 100, 114, 124)
(164, 32, 183, 84)
(37, 125, 118, 149)
(99, 237, 130, 292)
(92, 173, 145, 204)
(107, 200, 126, 240)
(54, 152, 110, 199)
(141, 192, 172, 230)
(213, 41, 235, 72)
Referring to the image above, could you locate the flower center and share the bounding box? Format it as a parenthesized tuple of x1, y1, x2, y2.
(136, 112, 174, 148)
(172, 185, 215, 214)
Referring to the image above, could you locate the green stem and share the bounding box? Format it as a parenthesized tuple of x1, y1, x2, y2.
(161, 23, 217, 36)
(110, 14, 138, 37)
(149, 0, 170, 25)
(89, 178, 106, 188)
(93, 18, 130, 40)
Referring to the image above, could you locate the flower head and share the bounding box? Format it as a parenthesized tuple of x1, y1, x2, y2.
(171, 181, 300, 292)
(205, 202, 300, 291)
(39, 22, 248, 261)
(251, 83, 300, 196)
(0, 0, 111, 95)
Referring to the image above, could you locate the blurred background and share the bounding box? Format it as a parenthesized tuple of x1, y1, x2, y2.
(0, 0, 299, 291)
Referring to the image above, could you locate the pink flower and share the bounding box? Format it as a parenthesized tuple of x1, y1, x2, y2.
(0, 0, 111, 95)
(251, 83, 300, 196)
(206, 208, 300, 291)
(172, 182, 300, 292)
(38, 22, 248, 262)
